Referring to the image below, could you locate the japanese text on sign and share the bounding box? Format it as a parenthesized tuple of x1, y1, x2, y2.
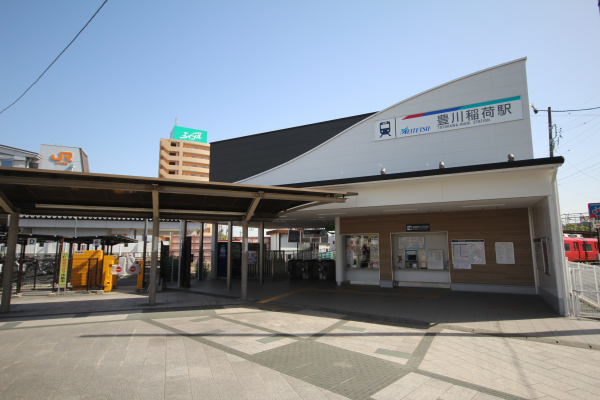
(58, 252, 69, 288)
(374, 96, 523, 141)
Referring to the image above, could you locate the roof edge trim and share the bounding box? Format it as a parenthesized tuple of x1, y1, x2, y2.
(278, 156, 563, 188)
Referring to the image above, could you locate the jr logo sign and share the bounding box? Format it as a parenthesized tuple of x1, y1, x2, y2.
(50, 152, 73, 165)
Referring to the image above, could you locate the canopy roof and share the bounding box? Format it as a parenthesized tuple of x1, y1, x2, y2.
(0, 168, 349, 222)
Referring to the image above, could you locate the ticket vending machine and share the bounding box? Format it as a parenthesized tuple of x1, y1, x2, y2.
(404, 250, 419, 269)
(217, 242, 242, 278)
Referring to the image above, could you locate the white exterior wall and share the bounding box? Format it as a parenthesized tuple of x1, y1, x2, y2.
(305, 166, 555, 214)
(529, 175, 568, 315)
(270, 233, 280, 250)
(279, 233, 298, 251)
(240, 58, 532, 186)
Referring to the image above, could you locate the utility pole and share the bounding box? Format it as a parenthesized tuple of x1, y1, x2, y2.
(548, 106, 554, 157)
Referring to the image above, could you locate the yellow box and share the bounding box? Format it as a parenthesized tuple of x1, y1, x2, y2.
(70, 250, 103, 290)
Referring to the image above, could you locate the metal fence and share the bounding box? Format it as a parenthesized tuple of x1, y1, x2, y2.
(0, 254, 60, 295)
(157, 250, 213, 284)
(259, 250, 336, 280)
(567, 261, 600, 318)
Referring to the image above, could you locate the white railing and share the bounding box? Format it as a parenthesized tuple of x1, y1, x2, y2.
(568, 261, 600, 317)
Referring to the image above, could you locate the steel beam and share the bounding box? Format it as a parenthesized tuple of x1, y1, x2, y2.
(34, 204, 247, 216)
(245, 196, 261, 221)
(1, 175, 348, 203)
(0, 189, 17, 214)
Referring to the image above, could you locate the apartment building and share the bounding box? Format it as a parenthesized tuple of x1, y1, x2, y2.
(159, 124, 210, 181)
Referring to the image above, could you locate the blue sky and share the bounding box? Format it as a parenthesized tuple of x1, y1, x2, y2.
(1, 0, 599, 214)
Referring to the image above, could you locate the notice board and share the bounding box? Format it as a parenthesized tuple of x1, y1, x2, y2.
(398, 236, 425, 249)
(427, 249, 444, 270)
(451, 239, 486, 269)
(495, 242, 515, 264)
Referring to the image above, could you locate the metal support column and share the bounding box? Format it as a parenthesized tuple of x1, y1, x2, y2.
(1, 213, 19, 314)
(199, 222, 204, 280)
(142, 219, 148, 287)
(259, 222, 264, 284)
(335, 216, 344, 286)
(227, 221, 233, 290)
(211, 223, 218, 279)
(178, 219, 187, 287)
(16, 243, 26, 293)
(241, 220, 249, 301)
(148, 191, 160, 306)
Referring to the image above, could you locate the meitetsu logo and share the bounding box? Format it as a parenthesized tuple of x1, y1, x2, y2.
(400, 126, 430, 135)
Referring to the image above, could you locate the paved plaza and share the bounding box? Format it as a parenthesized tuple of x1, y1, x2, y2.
(1, 282, 600, 400)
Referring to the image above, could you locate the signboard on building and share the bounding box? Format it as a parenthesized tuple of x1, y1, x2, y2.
(39, 145, 89, 172)
(407, 224, 430, 232)
(288, 230, 300, 243)
(303, 229, 327, 238)
(170, 126, 207, 143)
(589, 203, 600, 218)
(375, 96, 524, 141)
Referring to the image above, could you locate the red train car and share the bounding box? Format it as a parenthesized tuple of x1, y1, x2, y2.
(564, 236, 599, 263)
(582, 238, 599, 263)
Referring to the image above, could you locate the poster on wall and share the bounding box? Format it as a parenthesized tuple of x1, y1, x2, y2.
(370, 238, 379, 259)
(398, 237, 425, 249)
(451, 239, 486, 266)
(495, 242, 515, 264)
(427, 249, 444, 270)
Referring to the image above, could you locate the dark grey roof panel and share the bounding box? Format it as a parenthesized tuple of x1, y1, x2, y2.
(210, 112, 376, 183)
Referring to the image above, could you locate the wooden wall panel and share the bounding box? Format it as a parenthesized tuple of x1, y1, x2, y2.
(340, 208, 534, 286)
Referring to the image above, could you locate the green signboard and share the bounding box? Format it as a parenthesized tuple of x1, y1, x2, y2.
(170, 126, 207, 143)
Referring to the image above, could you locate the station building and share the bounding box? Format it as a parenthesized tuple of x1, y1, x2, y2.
(210, 58, 568, 315)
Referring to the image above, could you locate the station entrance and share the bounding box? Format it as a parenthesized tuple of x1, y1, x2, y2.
(0, 166, 350, 313)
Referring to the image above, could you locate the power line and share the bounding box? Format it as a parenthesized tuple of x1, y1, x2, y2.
(0, 0, 108, 116)
(558, 183, 600, 200)
(555, 150, 600, 183)
(533, 106, 600, 113)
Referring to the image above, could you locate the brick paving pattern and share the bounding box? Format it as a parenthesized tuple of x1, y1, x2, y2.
(1, 285, 600, 399)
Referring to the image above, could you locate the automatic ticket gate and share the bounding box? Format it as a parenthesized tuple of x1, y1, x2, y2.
(318, 260, 336, 280)
(288, 259, 304, 279)
(302, 260, 320, 280)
